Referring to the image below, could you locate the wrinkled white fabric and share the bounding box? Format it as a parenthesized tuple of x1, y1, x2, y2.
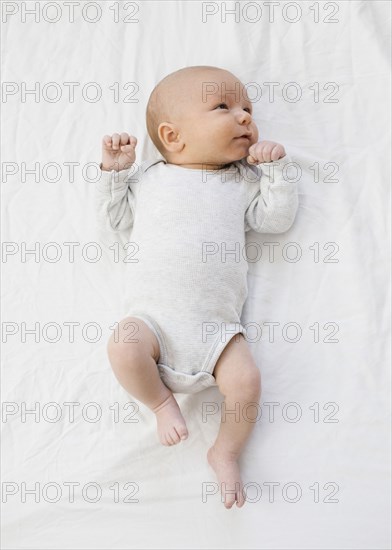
(3, 1, 390, 548)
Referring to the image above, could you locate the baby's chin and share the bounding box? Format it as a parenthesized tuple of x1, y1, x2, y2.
(221, 152, 250, 163)
(212, 148, 252, 165)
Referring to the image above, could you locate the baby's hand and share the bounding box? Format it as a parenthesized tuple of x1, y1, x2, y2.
(101, 133, 137, 171)
(247, 140, 286, 164)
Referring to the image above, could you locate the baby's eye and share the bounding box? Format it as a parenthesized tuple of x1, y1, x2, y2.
(215, 103, 229, 110)
(243, 107, 252, 114)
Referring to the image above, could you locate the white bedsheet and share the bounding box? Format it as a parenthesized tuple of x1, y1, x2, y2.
(2, 1, 390, 548)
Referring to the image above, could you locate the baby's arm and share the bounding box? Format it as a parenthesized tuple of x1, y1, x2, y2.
(95, 132, 138, 233)
(244, 140, 299, 233)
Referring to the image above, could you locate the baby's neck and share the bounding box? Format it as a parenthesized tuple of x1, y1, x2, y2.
(165, 161, 234, 171)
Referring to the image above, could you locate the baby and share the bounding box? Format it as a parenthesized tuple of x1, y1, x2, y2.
(96, 65, 299, 509)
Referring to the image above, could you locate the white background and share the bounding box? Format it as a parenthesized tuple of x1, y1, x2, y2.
(1, 1, 391, 548)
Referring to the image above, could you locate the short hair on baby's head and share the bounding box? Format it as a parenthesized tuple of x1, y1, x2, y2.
(146, 65, 232, 156)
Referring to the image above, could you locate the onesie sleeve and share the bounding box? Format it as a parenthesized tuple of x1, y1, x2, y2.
(244, 155, 299, 233)
(94, 163, 141, 234)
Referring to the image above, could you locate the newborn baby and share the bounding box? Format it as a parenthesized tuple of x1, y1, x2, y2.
(96, 65, 299, 509)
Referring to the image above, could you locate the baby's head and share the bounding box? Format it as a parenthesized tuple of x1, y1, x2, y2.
(146, 66, 259, 169)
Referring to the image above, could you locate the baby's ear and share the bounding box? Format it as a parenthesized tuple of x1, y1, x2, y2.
(158, 122, 183, 152)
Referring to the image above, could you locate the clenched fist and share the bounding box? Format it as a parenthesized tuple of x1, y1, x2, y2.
(247, 140, 286, 164)
(101, 132, 137, 172)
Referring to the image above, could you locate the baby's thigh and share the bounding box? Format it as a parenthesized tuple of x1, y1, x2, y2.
(213, 334, 261, 395)
(107, 316, 160, 363)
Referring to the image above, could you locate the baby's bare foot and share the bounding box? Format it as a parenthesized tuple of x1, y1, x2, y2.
(152, 393, 188, 446)
(207, 446, 246, 509)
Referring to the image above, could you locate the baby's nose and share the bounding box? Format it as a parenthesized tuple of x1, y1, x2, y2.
(238, 110, 251, 124)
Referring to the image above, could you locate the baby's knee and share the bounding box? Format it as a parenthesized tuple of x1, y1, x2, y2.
(219, 362, 261, 400)
(106, 316, 159, 364)
(107, 332, 141, 365)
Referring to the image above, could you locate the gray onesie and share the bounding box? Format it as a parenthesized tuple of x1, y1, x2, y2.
(95, 155, 299, 394)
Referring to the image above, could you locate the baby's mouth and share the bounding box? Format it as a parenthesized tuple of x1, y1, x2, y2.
(234, 133, 252, 141)
(234, 135, 251, 142)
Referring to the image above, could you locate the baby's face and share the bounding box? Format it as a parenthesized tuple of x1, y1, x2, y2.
(169, 69, 259, 166)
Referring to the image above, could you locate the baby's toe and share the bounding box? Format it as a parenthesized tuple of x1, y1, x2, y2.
(236, 487, 246, 508)
(166, 433, 174, 447)
(170, 428, 181, 444)
(224, 492, 236, 509)
(161, 435, 169, 446)
(159, 431, 171, 446)
(176, 425, 188, 440)
(176, 426, 188, 440)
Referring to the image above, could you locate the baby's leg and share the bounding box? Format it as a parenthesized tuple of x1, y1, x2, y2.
(107, 316, 188, 446)
(207, 333, 261, 509)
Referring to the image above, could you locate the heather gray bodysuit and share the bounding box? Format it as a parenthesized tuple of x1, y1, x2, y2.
(95, 155, 298, 394)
